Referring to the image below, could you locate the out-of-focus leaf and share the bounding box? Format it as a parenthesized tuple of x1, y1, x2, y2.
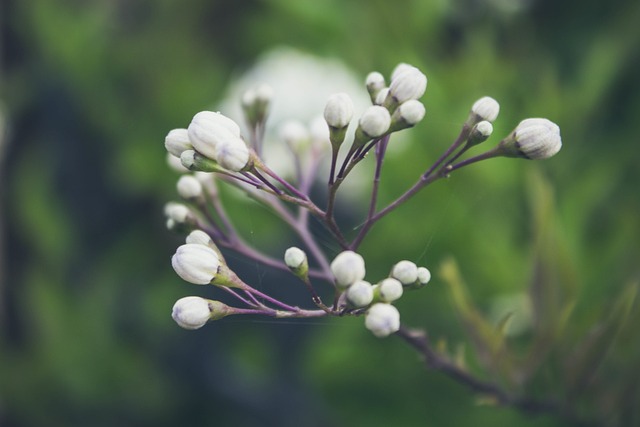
(439, 257, 514, 382)
(564, 281, 638, 397)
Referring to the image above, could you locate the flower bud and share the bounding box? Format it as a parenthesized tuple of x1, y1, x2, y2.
(280, 120, 310, 151)
(284, 247, 308, 277)
(388, 66, 427, 104)
(365, 303, 400, 338)
(242, 83, 274, 127)
(374, 87, 390, 106)
(499, 118, 562, 159)
(346, 280, 374, 308)
(330, 250, 366, 289)
(390, 100, 426, 132)
(165, 128, 192, 157)
(467, 121, 493, 147)
(355, 106, 391, 144)
(391, 260, 418, 285)
(309, 115, 330, 151)
(390, 63, 415, 82)
(324, 93, 354, 129)
(188, 111, 241, 159)
(164, 202, 195, 231)
(416, 267, 432, 287)
(167, 152, 189, 173)
(185, 229, 213, 246)
(171, 243, 220, 285)
(377, 278, 404, 302)
(180, 150, 226, 173)
(171, 296, 231, 330)
(470, 96, 500, 123)
(366, 71, 386, 102)
(214, 137, 251, 172)
(176, 175, 203, 200)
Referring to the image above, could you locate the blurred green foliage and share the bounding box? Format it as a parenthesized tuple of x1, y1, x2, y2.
(1, 0, 639, 426)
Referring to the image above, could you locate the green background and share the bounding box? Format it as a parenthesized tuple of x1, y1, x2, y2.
(1, 0, 639, 426)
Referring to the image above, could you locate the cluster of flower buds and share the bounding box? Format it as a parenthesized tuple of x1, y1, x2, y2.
(162, 59, 562, 338)
(327, 250, 431, 337)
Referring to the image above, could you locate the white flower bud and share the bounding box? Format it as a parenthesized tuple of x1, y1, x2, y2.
(165, 128, 192, 157)
(279, 120, 310, 151)
(185, 229, 213, 246)
(389, 100, 423, 133)
(284, 247, 307, 270)
(359, 106, 391, 138)
(167, 152, 189, 173)
(188, 111, 241, 159)
(309, 115, 330, 150)
(503, 118, 562, 159)
(391, 260, 418, 285)
(389, 66, 427, 103)
(366, 71, 386, 93)
(468, 120, 493, 146)
(324, 93, 354, 129)
(390, 63, 415, 82)
(171, 296, 231, 329)
(374, 87, 389, 106)
(214, 137, 250, 172)
(176, 175, 203, 200)
(171, 296, 212, 330)
(471, 96, 500, 122)
(365, 303, 400, 338)
(164, 202, 192, 223)
(417, 267, 431, 286)
(330, 250, 366, 289)
(346, 280, 374, 308)
(377, 278, 404, 302)
(171, 243, 220, 285)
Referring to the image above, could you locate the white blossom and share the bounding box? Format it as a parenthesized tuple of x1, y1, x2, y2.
(365, 303, 400, 337)
(171, 243, 220, 285)
(330, 251, 366, 288)
(375, 87, 389, 106)
(396, 100, 426, 126)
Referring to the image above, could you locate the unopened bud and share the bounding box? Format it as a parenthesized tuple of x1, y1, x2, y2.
(355, 106, 391, 145)
(467, 121, 493, 147)
(214, 137, 251, 172)
(498, 118, 562, 159)
(176, 175, 203, 200)
(330, 250, 366, 289)
(164, 202, 195, 231)
(188, 111, 241, 159)
(366, 72, 386, 103)
(391, 260, 418, 285)
(185, 229, 213, 246)
(390, 100, 426, 132)
(165, 128, 192, 157)
(346, 280, 374, 308)
(470, 96, 500, 123)
(388, 65, 427, 105)
(284, 247, 308, 277)
(171, 243, 220, 285)
(376, 278, 404, 302)
(280, 120, 310, 151)
(242, 83, 274, 127)
(171, 296, 231, 330)
(365, 303, 400, 338)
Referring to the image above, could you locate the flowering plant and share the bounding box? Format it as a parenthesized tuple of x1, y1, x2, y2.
(163, 61, 566, 415)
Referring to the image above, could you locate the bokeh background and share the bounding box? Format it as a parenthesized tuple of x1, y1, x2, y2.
(2, 0, 639, 426)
